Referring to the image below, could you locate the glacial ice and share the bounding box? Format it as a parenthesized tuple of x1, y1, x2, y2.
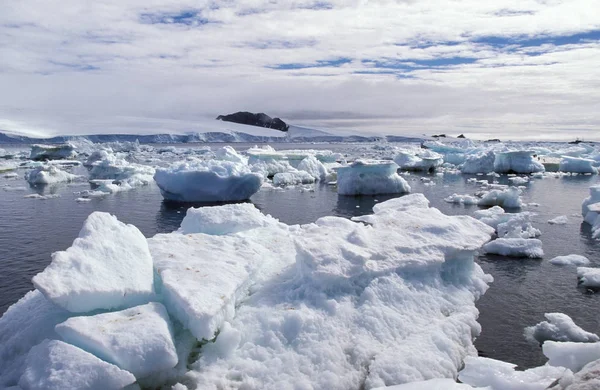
(32, 212, 154, 312)
(18, 339, 136, 390)
(544, 341, 600, 372)
(154, 160, 263, 202)
(524, 313, 599, 344)
(559, 156, 598, 174)
(25, 166, 79, 185)
(55, 302, 178, 378)
(337, 160, 411, 195)
(493, 150, 545, 174)
(29, 143, 77, 161)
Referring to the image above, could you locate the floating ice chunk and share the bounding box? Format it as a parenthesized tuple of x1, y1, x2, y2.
(18, 339, 136, 390)
(508, 176, 530, 185)
(495, 212, 540, 239)
(3, 172, 18, 179)
(372, 378, 476, 389)
(445, 193, 479, 205)
(548, 215, 569, 225)
(494, 150, 545, 173)
(24, 193, 61, 200)
(550, 255, 590, 266)
(581, 185, 600, 218)
(89, 153, 155, 192)
(478, 187, 523, 208)
(25, 166, 79, 185)
(544, 341, 600, 372)
(458, 356, 566, 390)
(577, 267, 600, 289)
(525, 313, 599, 344)
(394, 150, 443, 172)
(84, 149, 112, 167)
(372, 193, 430, 213)
(32, 212, 154, 312)
(482, 238, 544, 258)
(30, 143, 77, 161)
(0, 291, 71, 387)
(297, 155, 329, 181)
(337, 160, 411, 195)
(178, 203, 280, 235)
(55, 302, 178, 378)
(154, 160, 263, 202)
(76, 197, 92, 203)
(214, 146, 247, 164)
(272, 171, 315, 186)
(560, 156, 598, 174)
(148, 225, 295, 340)
(461, 151, 496, 174)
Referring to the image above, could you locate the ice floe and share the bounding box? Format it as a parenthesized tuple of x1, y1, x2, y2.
(524, 313, 599, 344)
(337, 160, 411, 195)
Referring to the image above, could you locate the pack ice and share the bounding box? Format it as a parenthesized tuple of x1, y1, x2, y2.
(1, 193, 500, 389)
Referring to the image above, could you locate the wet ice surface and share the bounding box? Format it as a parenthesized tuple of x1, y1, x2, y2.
(0, 142, 599, 372)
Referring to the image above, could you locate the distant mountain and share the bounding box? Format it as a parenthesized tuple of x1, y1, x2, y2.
(216, 112, 289, 132)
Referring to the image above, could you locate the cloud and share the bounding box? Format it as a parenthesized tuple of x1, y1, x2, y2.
(0, 0, 599, 140)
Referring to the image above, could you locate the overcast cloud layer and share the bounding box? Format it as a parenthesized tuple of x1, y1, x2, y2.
(1, 0, 599, 140)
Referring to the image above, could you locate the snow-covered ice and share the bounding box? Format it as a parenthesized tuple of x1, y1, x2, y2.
(544, 341, 600, 372)
(394, 150, 443, 172)
(576, 267, 600, 289)
(178, 203, 280, 235)
(549, 255, 590, 266)
(548, 358, 600, 390)
(373, 378, 475, 389)
(154, 160, 263, 202)
(337, 160, 411, 195)
(524, 313, 599, 344)
(297, 155, 329, 181)
(272, 170, 315, 186)
(32, 212, 154, 312)
(482, 238, 544, 258)
(444, 193, 479, 205)
(55, 302, 178, 378)
(477, 187, 523, 208)
(18, 339, 136, 390)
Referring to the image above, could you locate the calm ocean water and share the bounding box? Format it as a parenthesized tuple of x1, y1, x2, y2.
(1, 143, 599, 369)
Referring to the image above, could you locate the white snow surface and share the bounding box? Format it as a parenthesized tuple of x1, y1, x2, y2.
(18, 339, 136, 390)
(524, 313, 599, 344)
(337, 160, 411, 195)
(482, 238, 544, 258)
(25, 165, 79, 185)
(178, 203, 281, 235)
(32, 212, 154, 312)
(549, 255, 590, 266)
(154, 159, 263, 202)
(55, 302, 178, 379)
(182, 194, 495, 389)
(458, 356, 567, 390)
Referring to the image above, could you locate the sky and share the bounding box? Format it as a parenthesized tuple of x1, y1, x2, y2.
(1, 0, 599, 141)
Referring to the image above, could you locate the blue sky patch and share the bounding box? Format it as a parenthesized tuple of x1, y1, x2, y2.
(139, 10, 212, 26)
(271, 57, 352, 70)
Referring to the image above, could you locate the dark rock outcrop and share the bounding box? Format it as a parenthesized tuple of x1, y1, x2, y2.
(216, 112, 289, 132)
(457, 134, 466, 139)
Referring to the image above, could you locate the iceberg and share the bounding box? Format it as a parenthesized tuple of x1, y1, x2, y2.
(18, 339, 136, 390)
(214, 146, 247, 164)
(337, 160, 411, 195)
(154, 160, 263, 202)
(32, 212, 154, 312)
(297, 155, 329, 181)
(477, 187, 523, 208)
(394, 150, 443, 172)
(482, 238, 544, 258)
(494, 150, 545, 173)
(55, 302, 178, 378)
(559, 156, 598, 174)
(25, 166, 79, 185)
(524, 313, 599, 344)
(29, 143, 77, 161)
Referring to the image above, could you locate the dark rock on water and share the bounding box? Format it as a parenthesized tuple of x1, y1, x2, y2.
(457, 134, 466, 139)
(216, 112, 289, 132)
(486, 139, 501, 142)
(432, 134, 446, 138)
